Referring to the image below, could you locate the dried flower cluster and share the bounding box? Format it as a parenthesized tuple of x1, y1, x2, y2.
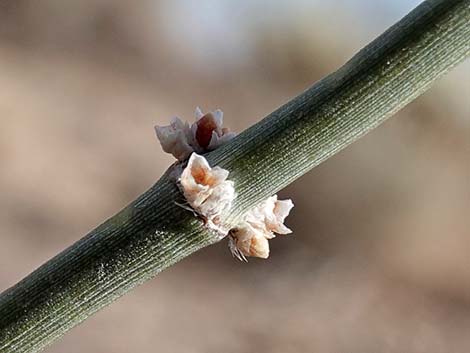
(229, 195, 294, 260)
(156, 108, 294, 260)
(155, 107, 236, 161)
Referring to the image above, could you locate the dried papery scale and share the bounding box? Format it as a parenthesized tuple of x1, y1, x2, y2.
(245, 196, 294, 236)
(178, 153, 235, 232)
(155, 117, 193, 161)
(155, 107, 236, 161)
(229, 195, 294, 260)
(228, 226, 269, 260)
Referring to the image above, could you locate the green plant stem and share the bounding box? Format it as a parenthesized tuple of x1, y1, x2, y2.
(1, 0, 469, 352)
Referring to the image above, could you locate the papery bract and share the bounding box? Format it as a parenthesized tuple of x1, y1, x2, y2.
(229, 225, 270, 260)
(155, 117, 193, 161)
(155, 108, 236, 161)
(179, 153, 235, 223)
(246, 195, 294, 236)
(229, 195, 294, 259)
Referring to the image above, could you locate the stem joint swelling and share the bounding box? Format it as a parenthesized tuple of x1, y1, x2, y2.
(157, 110, 295, 260)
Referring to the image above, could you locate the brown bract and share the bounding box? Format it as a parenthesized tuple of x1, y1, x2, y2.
(195, 113, 218, 149)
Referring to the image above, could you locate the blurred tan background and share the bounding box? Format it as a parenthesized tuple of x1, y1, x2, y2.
(0, 1, 469, 352)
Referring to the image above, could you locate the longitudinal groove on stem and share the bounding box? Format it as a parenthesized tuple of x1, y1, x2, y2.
(0, 0, 469, 352)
